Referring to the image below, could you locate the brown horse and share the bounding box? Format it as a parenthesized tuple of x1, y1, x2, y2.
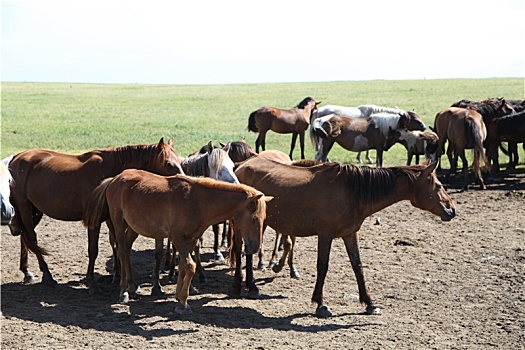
(83, 170, 271, 314)
(433, 107, 488, 190)
(248, 97, 320, 160)
(311, 111, 425, 167)
(7, 138, 184, 292)
(235, 156, 455, 318)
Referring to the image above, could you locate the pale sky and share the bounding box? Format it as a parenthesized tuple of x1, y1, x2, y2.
(2, 0, 524, 84)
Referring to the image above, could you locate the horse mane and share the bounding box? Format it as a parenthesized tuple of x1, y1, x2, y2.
(224, 141, 256, 162)
(296, 97, 316, 109)
(181, 152, 210, 177)
(108, 142, 174, 169)
(358, 104, 403, 117)
(369, 113, 403, 137)
(338, 164, 421, 203)
(291, 159, 322, 167)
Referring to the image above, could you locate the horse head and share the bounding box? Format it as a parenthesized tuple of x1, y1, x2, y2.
(411, 160, 455, 222)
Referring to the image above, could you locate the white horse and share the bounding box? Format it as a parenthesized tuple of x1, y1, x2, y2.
(310, 104, 420, 163)
(1, 155, 15, 225)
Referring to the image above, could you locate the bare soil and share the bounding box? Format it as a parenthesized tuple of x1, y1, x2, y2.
(1, 170, 524, 349)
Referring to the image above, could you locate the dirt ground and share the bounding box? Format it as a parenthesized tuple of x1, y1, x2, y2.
(1, 169, 524, 350)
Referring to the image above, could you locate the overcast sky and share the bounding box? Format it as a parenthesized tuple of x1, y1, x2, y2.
(2, 1, 524, 84)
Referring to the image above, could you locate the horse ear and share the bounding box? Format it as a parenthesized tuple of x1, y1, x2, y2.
(158, 137, 165, 145)
(421, 160, 438, 178)
(219, 142, 226, 147)
(206, 141, 214, 153)
(241, 137, 246, 143)
(264, 195, 274, 203)
(168, 137, 174, 146)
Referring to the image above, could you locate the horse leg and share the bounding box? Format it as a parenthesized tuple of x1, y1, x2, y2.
(447, 143, 457, 177)
(151, 238, 165, 296)
(365, 150, 374, 164)
(343, 233, 380, 315)
(17, 202, 55, 285)
(116, 226, 139, 303)
(376, 148, 384, 168)
(311, 234, 334, 318)
(245, 252, 260, 298)
(257, 223, 268, 270)
(299, 131, 306, 160)
(356, 152, 363, 164)
(106, 220, 120, 284)
(457, 149, 470, 191)
(230, 230, 244, 297)
(255, 131, 267, 153)
(269, 231, 281, 268)
(19, 236, 35, 284)
(86, 224, 102, 295)
(175, 240, 197, 315)
(212, 223, 224, 261)
(272, 234, 299, 278)
(221, 221, 229, 248)
(194, 240, 207, 283)
(289, 132, 298, 160)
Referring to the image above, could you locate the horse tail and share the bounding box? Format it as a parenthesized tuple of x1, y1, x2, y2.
(82, 178, 112, 229)
(465, 118, 489, 172)
(310, 116, 329, 152)
(247, 111, 259, 133)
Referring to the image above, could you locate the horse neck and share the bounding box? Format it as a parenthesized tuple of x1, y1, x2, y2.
(339, 165, 413, 218)
(182, 153, 210, 177)
(198, 184, 247, 223)
(103, 146, 159, 174)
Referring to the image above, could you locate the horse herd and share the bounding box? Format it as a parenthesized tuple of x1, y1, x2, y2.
(0, 94, 521, 318)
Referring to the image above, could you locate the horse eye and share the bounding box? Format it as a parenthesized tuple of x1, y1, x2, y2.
(436, 184, 443, 190)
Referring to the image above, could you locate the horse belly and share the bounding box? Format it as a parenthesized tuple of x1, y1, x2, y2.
(337, 134, 369, 152)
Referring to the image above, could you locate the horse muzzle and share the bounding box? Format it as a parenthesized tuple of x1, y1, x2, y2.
(1, 200, 14, 226)
(440, 207, 456, 221)
(244, 238, 261, 255)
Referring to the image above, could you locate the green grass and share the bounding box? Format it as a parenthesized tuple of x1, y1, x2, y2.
(1, 78, 524, 168)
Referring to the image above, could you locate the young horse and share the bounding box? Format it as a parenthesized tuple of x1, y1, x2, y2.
(311, 112, 423, 167)
(433, 107, 488, 190)
(7, 138, 184, 293)
(235, 156, 455, 318)
(1, 155, 15, 225)
(384, 129, 439, 165)
(83, 170, 271, 314)
(311, 104, 425, 163)
(248, 97, 320, 159)
(163, 141, 240, 282)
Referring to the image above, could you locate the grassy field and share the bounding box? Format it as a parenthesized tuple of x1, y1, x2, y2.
(1, 78, 523, 167)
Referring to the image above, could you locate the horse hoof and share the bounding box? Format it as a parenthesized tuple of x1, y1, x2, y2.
(175, 303, 192, 315)
(228, 285, 242, 298)
(42, 275, 58, 286)
(189, 285, 199, 295)
(365, 305, 381, 315)
(119, 293, 130, 304)
(272, 264, 282, 273)
(290, 268, 300, 279)
(23, 273, 36, 285)
(246, 288, 261, 299)
(214, 252, 225, 261)
(315, 304, 332, 318)
(257, 261, 267, 271)
(151, 286, 165, 296)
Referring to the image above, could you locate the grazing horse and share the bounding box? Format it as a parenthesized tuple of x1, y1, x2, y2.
(384, 129, 439, 165)
(7, 138, 184, 292)
(248, 97, 320, 159)
(311, 111, 423, 167)
(83, 170, 271, 314)
(433, 108, 488, 190)
(1, 155, 15, 225)
(311, 104, 425, 163)
(234, 156, 455, 317)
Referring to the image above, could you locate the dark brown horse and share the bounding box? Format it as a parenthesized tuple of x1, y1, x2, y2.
(234, 156, 455, 318)
(485, 110, 525, 170)
(83, 170, 270, 314)
(7, 138, 184, 292)
(433, 107, 488, 190)
(248, 97, 320, 160)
